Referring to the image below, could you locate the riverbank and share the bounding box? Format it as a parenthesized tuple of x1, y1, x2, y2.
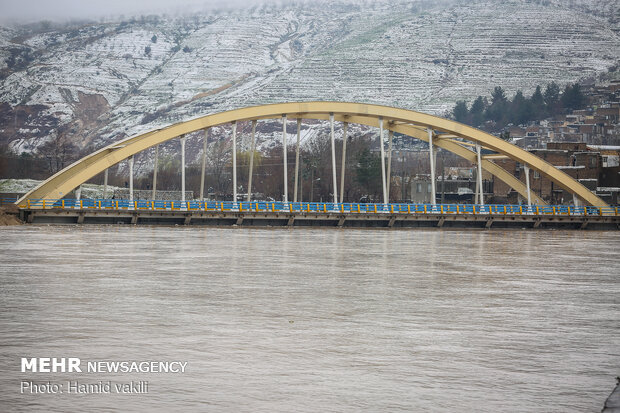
(603, 379, 620, 412)
(0, 205, 22, 226)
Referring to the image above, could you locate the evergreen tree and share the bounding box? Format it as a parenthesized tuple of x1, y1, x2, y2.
(449, 80, 588, 132)
(453, 100, 469, 123)
(469, 96, 486, 127)
(511, 90, 533, 125)
(544, 82, 561, 115)
(486, 86, 508, 124)
(530, 85, 545, 118)
(491, 86, 507, 105)
(560, 83, 586, 111)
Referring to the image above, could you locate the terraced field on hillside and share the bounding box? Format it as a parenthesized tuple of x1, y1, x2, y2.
(0, 0, 618, 172)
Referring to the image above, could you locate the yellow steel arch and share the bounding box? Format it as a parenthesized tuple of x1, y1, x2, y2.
(290, 113, 546, 205)
(17, 102, 607, 207)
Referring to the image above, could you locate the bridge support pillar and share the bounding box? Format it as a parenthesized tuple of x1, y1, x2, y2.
(232, 122, 237, 203)
(181, 135, 186, 203)
(74, 185, 82, 210)
(248, 120, 257, 202)
(387, 129, 393, 202)
(339, 121, 348, 204)
(380, 117, 387, 204)
(200, 129, 208, 200)
(330, 113, 338, 204)
(152, 145, 159, 200)
(294, 118, 301, 202)
(128, 155, 134, 202)
(282, 115, 288, 203)
(428, 128, 436, 205)
(476, 144, 484, 206)
(524, 165, 532, 210)
(103, 169, 108, 199)
(388, 216, 396, 228)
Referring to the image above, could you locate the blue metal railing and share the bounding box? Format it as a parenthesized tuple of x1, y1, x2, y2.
(0, 197, 18, 206)
(15, 198, 620, 217)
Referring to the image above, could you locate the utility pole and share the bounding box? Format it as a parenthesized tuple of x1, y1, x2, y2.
(310, 168, 314, 203)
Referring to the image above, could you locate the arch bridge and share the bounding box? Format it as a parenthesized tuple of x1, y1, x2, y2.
(18, 101, 608, 208)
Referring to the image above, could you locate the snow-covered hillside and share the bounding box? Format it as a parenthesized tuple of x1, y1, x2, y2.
(0, 0, 618, 170)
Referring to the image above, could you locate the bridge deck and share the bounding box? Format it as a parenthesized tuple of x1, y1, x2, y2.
(17, 200, 620, 230)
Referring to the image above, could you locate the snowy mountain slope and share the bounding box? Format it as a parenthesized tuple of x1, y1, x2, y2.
(0, 0, 618, 172)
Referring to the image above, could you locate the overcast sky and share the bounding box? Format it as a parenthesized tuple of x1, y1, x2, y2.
(0, 0, 287, 23)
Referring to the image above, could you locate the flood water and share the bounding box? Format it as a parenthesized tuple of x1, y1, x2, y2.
(0, 226, 619, 412)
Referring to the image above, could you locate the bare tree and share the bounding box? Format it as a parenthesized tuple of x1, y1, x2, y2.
(207, 137, 231, 194)
(37, 132, 78, 174)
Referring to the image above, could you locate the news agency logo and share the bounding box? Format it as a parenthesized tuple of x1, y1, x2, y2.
(21, 358, 188, 373)
(21, 358, 82, 373)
